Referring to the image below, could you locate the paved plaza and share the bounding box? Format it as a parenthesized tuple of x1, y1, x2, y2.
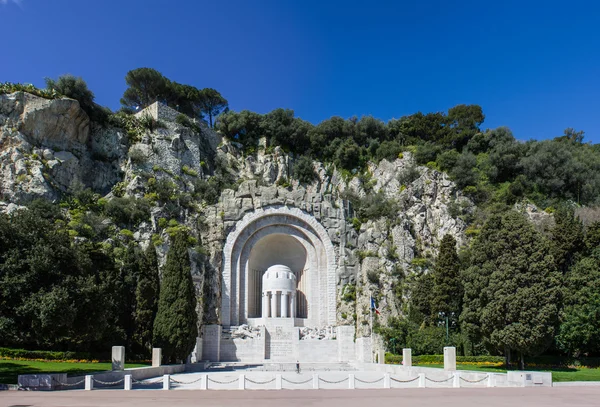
(2, 387, 600, 407)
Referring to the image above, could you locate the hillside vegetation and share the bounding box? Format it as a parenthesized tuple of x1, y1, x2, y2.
(1, 69, 600, 367)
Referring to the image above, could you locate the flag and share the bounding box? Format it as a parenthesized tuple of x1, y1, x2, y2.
(370, 296, 381, 315)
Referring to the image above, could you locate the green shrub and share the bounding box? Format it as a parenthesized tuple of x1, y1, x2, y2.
(367, 269, 381, 285)
(0, 347, 97, 361)
(138, 113, 166, 132)
(182, 165, 198, 177)
(128, 146, 148, 164)
(0, 82, 60, 99)
(293, 155, 318, 184)
(342, 284, 356, 302)
(397, 165, 420, 186)
(104, 197, 150, 227)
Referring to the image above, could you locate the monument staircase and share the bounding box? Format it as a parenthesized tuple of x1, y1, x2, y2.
(203, 362, 357, 372)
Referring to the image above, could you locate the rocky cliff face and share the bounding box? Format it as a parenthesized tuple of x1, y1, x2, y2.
(0, 93, 473, 337)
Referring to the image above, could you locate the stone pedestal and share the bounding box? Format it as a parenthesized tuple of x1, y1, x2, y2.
(202, 325, 222, 362)
(152, 348, 162, 367)
(378, 349, 385, 364)
(444, 346, 456, 371)
(337, 325, 356, 362)
(403, 348, 412, 367)
(112, 346, 125, 371)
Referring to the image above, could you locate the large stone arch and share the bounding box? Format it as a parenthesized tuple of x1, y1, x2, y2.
(221, 206, 337, 327)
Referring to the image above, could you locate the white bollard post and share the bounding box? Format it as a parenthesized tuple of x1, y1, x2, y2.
(152, 348, 162, 367)
(384, 373, 391, 389)
(453, 372, 460, 388)
(313, 374, 319, 389)
(124, 375, 132, 390)
(348, 374, 355, 389)
(200, 375, 208, 390)
(443, 347, 457, 371)
(418, 373, 426, 388)
(487, 373, 495, 388)
(112, 346, 125, 371)
(402, 348, 412, 367)
(239, 374, 245, 390)
(276, 374, 282, 390)
(85, 375, 93, 391)
(163, 374, 170, 390)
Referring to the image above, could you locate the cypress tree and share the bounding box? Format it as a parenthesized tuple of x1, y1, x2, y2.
(135, 244, 160, 353)
(431, 234, 462, 327)
(153, 232, 197, 363)
(551, 206, 584, 274)
(461, 211, 560, 369)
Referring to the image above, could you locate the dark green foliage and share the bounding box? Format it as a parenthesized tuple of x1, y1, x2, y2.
(551, 206, 585, 273)
(196, 88, 228, 128)
(135, 245, 160, 352)
(461, 211, 561, 366)
(397, 165, 420, 186)
(344, 190, 399, 222)
(409, 273, 435, 325)
(121, 68, 172, 110)
(0, 204, 121, 352)
(557, 256, 600, 356)
(45, 75, 110, 123)
(292, 155, 318, 184)
(153, 232, 198, 363)
(414, 143, 442, 165)
(104, 197, 151, 227)
(431, 235, 462, 327)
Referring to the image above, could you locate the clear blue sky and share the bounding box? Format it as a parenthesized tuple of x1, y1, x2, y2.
(1, 0, 599, 142)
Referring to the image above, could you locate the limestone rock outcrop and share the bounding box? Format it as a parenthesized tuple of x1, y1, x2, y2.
(0, 93, 473, 339)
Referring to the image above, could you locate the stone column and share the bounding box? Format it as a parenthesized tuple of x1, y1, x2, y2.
(291, 292, 296, 318)
(262, 291, 269, 318)
(271, 290, 278, 318)
(282, 292, 289, 318)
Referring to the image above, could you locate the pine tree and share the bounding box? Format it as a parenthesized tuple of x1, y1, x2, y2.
(461, 211, 561, 369)
(431, 234, 462, 328)
(135, 244, 160, 353)
(153, 232, 198, 363)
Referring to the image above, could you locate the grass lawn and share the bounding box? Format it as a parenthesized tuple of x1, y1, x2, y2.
(0, 360, 149, 384)
(418, 363, 600, 382)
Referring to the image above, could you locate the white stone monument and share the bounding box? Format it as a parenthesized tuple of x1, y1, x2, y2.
(444, 346, 456, 371)
(112, 346, 125, 371)
(262, 265, 296, 319)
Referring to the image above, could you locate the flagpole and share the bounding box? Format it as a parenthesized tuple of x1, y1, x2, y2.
(370, 293, 374, 362)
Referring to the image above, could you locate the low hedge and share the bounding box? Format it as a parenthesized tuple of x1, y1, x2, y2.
(385, 352, 600, 368)
(0, 348, 101, 361)
(385, 353, 504, 365)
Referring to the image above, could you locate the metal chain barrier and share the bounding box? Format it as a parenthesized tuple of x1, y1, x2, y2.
(460, 375, 489, 384)
(245, 377, 276, 385)
(92, 378, 125, 387)
(282, 377, 313, 385)
(319, 377, 349, 384)
(132, 377, 163, 385)
(390, 376, 420, 383)
(170, 376, 204, 385)
(208, 377, 239, 385)
(425, 376, 454, 383)
(355, 376, 384, 384)
(51, 377, 86, 387)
